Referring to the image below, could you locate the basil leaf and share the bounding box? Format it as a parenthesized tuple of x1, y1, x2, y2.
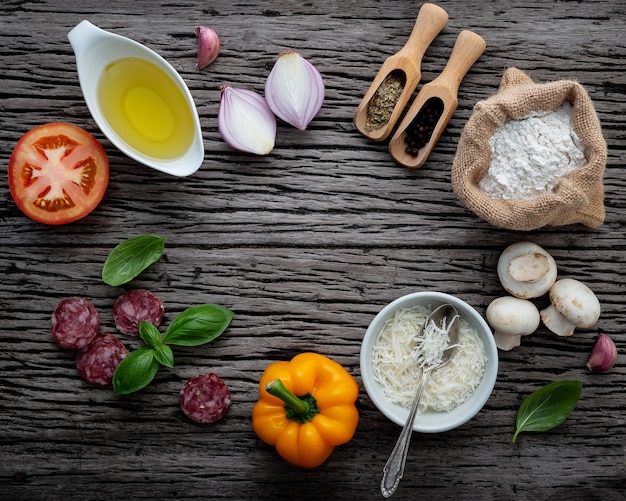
(112, 347, 161, 395)
(154, 344, 174, 368)
(512, 380, 582, 442)
(139, 321, 164, 349)
(102, 234, 166, 286)
(162, 304, 234, 347)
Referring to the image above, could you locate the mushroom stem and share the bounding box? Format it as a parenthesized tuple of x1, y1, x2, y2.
(493, 332, 523, 351)
(540, 304, 576, 337)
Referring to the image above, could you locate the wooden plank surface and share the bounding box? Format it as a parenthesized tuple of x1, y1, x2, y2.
(1, 0, 625, 499)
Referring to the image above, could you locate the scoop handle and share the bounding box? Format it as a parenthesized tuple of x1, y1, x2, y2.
(433, 30, 486, 97)
(397, 3, 449, 62)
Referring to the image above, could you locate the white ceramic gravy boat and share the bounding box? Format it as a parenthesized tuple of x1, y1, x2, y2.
(68, 20, 204, 177)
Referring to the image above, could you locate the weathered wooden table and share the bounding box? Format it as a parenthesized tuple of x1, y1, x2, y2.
(1, 1, 624, 499)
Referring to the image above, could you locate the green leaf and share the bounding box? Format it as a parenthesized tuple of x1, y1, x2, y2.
(102, 234, 166, 286)
(112, 347, 161, 395)
(512, 380, 582, 442)
(139, 321, 164, 349)
(154, 344, 175, 368)
(162, 304, 234, 347)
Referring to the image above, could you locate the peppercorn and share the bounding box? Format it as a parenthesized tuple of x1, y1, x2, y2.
(404, 97, 444, 156)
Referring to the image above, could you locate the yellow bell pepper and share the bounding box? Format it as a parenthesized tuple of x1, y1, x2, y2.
(252, 352, 359, 468)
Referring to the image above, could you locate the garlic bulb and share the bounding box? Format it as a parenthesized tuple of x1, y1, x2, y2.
(195, 26, 220, 69)
(265, 51, 325, 130)
(586, 333, 617, 372)
(218, 86, 277, 155)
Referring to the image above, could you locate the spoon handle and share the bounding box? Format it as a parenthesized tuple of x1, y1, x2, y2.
(397, 3, 449, 62)
(380, 368, 432, 498)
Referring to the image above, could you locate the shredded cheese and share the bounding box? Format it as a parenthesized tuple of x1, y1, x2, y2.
(371, 306, 487, 413)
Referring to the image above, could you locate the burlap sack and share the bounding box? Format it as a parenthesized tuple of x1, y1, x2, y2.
(451, 67, 607, 231)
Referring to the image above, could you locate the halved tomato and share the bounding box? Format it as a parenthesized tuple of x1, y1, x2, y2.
(8, 122, 109, 225)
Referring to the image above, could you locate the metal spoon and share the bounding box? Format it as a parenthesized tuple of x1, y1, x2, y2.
(380, 303, 460, 498)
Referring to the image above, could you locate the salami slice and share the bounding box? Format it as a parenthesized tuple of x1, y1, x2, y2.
(113, 289, 164, 336)
(180, 373, 231, 424)
(51, 297, 100, 349)
(76, 333, 128, 385)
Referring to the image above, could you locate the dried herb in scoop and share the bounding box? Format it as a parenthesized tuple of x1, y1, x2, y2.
(365, 70, 405, 131)
(512, 380, 582, 443)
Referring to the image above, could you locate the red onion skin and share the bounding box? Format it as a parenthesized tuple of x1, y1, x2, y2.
(586, 333, 617, 372)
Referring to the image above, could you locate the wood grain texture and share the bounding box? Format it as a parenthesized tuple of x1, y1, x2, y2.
(0, 0, 625, 500)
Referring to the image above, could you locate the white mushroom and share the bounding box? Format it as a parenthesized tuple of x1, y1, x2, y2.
(497, 242, 557, 299)
(540, 278, 601, 337)
(486, 296, 540, 351)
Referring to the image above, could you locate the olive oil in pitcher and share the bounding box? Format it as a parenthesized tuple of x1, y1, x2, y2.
(98, 57, 195, 159)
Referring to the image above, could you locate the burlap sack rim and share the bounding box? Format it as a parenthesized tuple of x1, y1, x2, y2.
(451, 67, 607, 231)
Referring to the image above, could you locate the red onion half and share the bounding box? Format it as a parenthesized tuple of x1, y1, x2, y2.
(265, 51, 325, 131)
(218, 86, 277, 155)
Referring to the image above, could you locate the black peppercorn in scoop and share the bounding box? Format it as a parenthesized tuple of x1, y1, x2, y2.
(353, 3, 448, 142)
(388, 30, 486, 168)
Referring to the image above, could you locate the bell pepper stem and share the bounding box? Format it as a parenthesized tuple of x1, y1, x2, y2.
(265, 379, 309, 416)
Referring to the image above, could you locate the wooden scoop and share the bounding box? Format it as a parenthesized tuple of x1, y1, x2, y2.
(388, 30, 486, 168)
(353, 3, 448, 142)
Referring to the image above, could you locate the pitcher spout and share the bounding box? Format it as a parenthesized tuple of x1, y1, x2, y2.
(68, 20, 109, 60)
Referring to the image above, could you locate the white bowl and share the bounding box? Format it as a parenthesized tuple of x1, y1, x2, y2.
(360, 291, 498, 433)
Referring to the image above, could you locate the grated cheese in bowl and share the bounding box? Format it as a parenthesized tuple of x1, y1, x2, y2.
(371, 305, 487, 414)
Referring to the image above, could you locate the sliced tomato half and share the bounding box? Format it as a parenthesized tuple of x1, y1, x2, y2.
(8, 122, 109, 225)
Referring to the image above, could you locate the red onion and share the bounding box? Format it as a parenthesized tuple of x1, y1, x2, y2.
(218, 86, 277, 155)
(265, 51, 325, 130)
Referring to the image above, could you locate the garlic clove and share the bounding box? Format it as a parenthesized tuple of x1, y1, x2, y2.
(265, 51, 325, 130)
(195, 26, 220, 70)
(217, 86, 276, 155)
(586, 333, 617, 372)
